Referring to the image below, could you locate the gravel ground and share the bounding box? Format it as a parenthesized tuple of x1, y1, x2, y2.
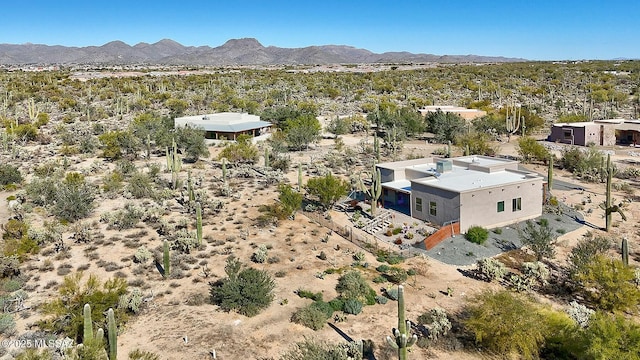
(414, 203, 586, 266)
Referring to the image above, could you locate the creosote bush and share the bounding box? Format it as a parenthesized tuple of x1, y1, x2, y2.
(209, 257, 275, 317)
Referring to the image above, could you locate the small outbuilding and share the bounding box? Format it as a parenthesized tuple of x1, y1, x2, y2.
(174, 112, 272, 143)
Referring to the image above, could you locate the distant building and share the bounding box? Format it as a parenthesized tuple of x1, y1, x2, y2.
(548, 119, 640, 147)
(377, 156, 544, 233)
(174, 112, 272, 143)
(419, 106, 487, 121)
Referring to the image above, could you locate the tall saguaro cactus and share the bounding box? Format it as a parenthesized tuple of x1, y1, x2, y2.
(83, 303, 93, 342)
(385, 285, 417, 360)
(196, 202, 203, 246)
(107, 308, 117, 360)
(622, 238, 629, 266)
(600, 154, 627, 232)
(367, 163, 383, 216)
(297, 162, 303, 192)
(167, 138, 181, 189)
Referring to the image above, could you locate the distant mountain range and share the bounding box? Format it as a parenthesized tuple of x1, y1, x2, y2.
(0, 38, 526, 65)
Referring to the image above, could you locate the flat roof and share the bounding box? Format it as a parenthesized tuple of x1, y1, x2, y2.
(175, 112, 272, 133)
(413, 165, 537, 192)
(380, 156, 540, 193)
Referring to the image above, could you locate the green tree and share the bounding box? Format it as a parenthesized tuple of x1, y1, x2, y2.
(426, 110, 465, 143)
(284, 114, 321, 150)
(98, 130, 141, 160)
(165, 98, 188, 117)
(464, 290, 547, 359)
(518, 220, 556, 261)
(218, 134, 259, 164)
(517, 136, 550, 164)
(278, 184, 303, 218)
(210, 257, 275, 317)
(305, 173, 350, 210)
(558, 113, 589, 123)
(455, 132, 498, 156)
(174, 124, 208, 162)
(576, 255, 640, 312)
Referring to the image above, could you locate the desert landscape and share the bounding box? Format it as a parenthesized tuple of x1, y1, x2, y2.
(0, 59, 639, 360)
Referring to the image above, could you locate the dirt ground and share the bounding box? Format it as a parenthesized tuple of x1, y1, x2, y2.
(1, 133, 639, 360)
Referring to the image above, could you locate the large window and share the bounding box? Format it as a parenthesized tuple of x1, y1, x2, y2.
(429, 201, 437, 216)
(497, 201, 505, 213)
(512, 197, 522, 212)
(415, 198, 422, 212)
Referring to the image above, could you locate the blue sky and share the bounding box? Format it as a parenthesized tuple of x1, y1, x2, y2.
(2, 0, 638, 60)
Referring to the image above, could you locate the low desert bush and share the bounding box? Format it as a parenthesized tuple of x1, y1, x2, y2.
(465, 225, 488, 245)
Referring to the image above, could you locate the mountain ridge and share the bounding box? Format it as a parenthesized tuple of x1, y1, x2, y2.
(0, 38, 526, 65)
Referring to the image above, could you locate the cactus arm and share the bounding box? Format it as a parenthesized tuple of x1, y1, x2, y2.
(605, 154, 612, 232)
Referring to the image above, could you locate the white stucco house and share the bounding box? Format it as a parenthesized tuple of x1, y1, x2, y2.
(174, 112, 272, 143)
(377, 156, 545, 233)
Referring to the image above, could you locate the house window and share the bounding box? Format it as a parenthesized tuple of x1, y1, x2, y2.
(415, 198, 422, 212)
(497, 201, 505, 213)
(429, 201, 437, 216)
(512, 197, 522, 212)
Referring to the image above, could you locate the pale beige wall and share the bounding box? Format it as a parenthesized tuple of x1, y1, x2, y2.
(458, 178, 543, 233)
(410, 183, 461, 225)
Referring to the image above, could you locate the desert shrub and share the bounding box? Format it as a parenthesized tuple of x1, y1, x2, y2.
(2, 220, 39, 261)
(475, 258, 507, 282)
(0, 255, 20, 278)
(343, 299, 363, 315)
(375, 295, 388, 304)
(517, 136, 550, 163)
(40, 272, 128, 341)
(518, 220, 556, 261)
(0, 313, 16, 336)
(376, 264, 391, 273)
(15, 349, 54, 360)
(291, 302, 332, 330)
(575, 255, 640, 312)
(335, 271, 374, 302)
(465, 226, 488, 245)
(252, 244, 268, 263)
(52, 174, 95, 222)
(118, 288, 143, 314)
(417, 307, 452, 342)
(25, 177, 57, 206)
(385, 287, 399, 301)
(280, 338, 361, 360)
(384, 267, 408, 284)
(575, 311, 640, 359)
(100, 203, 147, 230)
(0, 164, 22, 186)
(328, 298, 345, 312)
(126, 172, 155, 199)
(297, 289, 323, 302)
(566, 301, 595, 328)
(2, 277, 24, 292)
(568, 233, 611, 278)
(133, 246, 152, 264)
(209, 257, 275, 317)
(521, 261, 550, 286)
(375, 250, 404, 264)
(128, 349, 160, 360)
(464, 290, 547, 359)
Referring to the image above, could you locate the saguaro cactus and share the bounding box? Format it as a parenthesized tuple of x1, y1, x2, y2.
(196, 202, 203, 246)
(264, 148, 270, 168)
(163, 240, 170, 278)
(373, 131, 381, 161)
(367, 163, 383, 216)
(622, 238, 629, 266)
(187, 170, 195, 202)
(83, 303, 93, 342)
(385, 285, 417, 360)
(600, 154, 627, 232)
(446, 140, 451, 158)
(221, 157, 228, 184)
(107, 308, 117, 360)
